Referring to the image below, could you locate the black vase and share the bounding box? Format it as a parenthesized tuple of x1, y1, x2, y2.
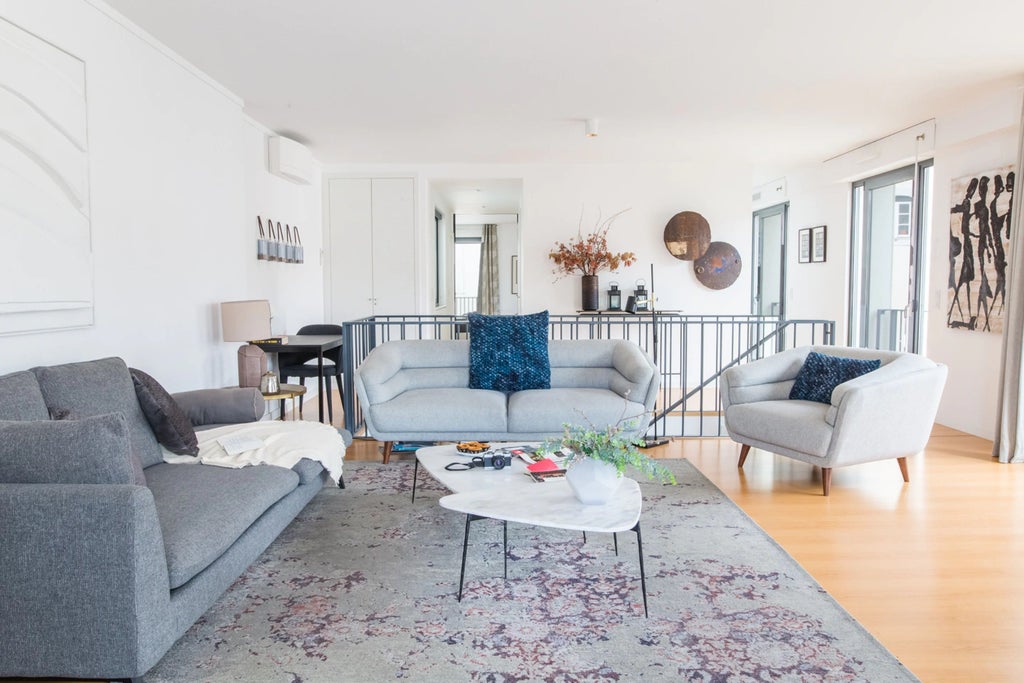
(581, 275, 599, 311)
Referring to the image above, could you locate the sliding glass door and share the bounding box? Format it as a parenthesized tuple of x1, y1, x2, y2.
(849, 161, 932, 351)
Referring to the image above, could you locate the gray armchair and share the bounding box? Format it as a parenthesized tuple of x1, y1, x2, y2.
(720, 345, 947, 496)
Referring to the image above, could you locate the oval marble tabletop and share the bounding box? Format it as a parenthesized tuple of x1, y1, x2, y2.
(439, 478, 642, 533)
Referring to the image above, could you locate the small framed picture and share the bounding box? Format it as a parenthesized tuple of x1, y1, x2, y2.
(798, 229, 811, 263)
(811, 225, 827, 263)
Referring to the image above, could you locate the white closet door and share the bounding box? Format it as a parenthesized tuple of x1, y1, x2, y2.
(327, 178, 374, 321)
(369, 177, 416, 315)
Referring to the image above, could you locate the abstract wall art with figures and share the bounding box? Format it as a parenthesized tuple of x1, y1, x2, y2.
(948, 165, 1014, 333)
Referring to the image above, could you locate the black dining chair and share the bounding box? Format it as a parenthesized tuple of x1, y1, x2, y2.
(277, 324, 343, 423)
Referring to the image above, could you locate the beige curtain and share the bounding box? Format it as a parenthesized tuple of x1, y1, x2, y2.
(477, 224, 500, 314)
(994, 98, 1024, 463)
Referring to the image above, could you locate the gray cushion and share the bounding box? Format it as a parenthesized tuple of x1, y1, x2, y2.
(172, 387, 265, 427)
(0, 371, 50, 421)
(371, 388, 507, 432)
(508, 388, 645, 433)
(726, 400, 833, 458)
(130, 368, 199, 456)
(144, 462, 299, 588)
(0, 413, 137, 485)
(291, 458, 326, 486)
(32, 358, 163, 468)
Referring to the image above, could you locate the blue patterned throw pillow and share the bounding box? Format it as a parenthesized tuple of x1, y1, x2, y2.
(468, 311, 551, 392)
(789, 351, 881, 404)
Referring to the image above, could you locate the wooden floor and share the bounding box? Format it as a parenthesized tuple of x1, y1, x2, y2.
(343, 421, 1024, 683)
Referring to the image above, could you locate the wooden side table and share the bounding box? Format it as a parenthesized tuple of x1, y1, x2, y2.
(261, 383, 307, 421)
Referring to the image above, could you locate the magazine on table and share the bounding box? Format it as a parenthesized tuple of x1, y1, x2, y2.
(492, 445, 566, 466)
(526, 469, 567, 482)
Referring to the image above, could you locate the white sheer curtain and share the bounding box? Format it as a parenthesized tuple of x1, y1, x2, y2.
(994, 98, 1024, 463)
(476, 224, 500, 315)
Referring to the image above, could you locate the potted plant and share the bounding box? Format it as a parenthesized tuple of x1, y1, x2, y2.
(549, 208, 637, 311)
(540, 417, 676, 505)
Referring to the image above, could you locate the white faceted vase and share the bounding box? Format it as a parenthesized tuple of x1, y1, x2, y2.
(566, 457, 622, 505)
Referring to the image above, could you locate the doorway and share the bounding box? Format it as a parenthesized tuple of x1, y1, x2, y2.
(752, 204, 787, 318)
(849, 161, 933, 351)
(430, 178, 523, 316)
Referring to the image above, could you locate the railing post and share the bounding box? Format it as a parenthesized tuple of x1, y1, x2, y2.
(341, 321, 357, 433)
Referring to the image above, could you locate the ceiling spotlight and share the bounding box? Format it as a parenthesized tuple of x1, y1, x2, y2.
(585, 118, 599, 138)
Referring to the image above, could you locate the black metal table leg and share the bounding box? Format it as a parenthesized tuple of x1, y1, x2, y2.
(411, 459, 419, 503)
(632, 521, 648, 618)
(503, 520, 508, 579)
(582, 531, 587, 544)
(316, 350, 326, 423)
(614, 532, 619, 556)
(457, 514, 485, 601)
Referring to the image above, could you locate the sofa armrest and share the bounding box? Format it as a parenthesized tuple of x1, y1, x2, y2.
(826, 364, 948, 466)
(173, 387, 265, 426)
(610, 342, 660, 413)
(721, 348, 810, 410)
(0, 483, 175, 678)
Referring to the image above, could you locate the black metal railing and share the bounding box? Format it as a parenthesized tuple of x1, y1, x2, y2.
(341, 314, 835, 437)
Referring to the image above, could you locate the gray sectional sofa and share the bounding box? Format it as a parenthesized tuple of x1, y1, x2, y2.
(0, 357, 342, 681)
(355, 339, 660, 463)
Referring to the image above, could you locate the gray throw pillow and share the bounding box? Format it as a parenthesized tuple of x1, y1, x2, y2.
(0, 413, 140, 485)
(130, 368, 199, 456)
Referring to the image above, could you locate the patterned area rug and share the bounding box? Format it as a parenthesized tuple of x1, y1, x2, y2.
(148, 460, 918, 682)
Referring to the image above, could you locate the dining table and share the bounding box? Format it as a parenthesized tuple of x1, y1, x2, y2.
(250, 334, 342, 423)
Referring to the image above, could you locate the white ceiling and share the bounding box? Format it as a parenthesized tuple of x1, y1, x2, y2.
(104, 0, 1024, 173)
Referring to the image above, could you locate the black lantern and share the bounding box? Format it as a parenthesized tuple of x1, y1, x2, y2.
(607, 282, 621, 311)
(633, 279, 649, 311)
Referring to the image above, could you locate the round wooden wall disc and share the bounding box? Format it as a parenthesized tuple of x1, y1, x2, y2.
(664, 211, 711, 261)
(693, 241, 742, 290)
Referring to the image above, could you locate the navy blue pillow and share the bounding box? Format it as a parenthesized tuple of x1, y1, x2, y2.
(468, 311, 551, 392)
(789, 351, 881, 404)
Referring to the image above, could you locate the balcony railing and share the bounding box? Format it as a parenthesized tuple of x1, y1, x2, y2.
(454, 296, 477, 315)
(340, 314, 835, 438)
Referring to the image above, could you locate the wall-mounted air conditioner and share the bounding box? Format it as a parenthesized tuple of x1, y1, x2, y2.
(268, 136, 313, 185)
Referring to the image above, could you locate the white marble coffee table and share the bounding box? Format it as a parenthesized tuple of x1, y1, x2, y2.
(414, 443, 649, 616)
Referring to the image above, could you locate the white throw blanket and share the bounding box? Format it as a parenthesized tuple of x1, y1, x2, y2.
(162, 421, 345, 485)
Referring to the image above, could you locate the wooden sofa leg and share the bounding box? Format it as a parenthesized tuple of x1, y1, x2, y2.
(738, 444, 751, 468)
(822, 467, 832, 496)
(382, 441, 394, 465)
(897, 457, 909, 483)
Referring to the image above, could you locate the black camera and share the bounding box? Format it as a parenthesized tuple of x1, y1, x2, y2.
(476, 454, 512, 470)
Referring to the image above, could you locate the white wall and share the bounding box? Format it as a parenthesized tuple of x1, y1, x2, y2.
(323, 161, 755, 318)
(757, 85, 1023, 439)
(926, 90, 1021, 438)
(0, 1, 323, 393)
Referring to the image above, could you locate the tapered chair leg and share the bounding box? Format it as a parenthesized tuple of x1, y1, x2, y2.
(738, 444, 751, 468)
(822, 467, 832, 496)
(382, 441, 394, 465)
(897, 457, 909, 483)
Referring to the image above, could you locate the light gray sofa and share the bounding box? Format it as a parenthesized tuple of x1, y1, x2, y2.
(355, 339, 660, 463)
(720, 345, 947, 495)
(0, 357, 344, 681)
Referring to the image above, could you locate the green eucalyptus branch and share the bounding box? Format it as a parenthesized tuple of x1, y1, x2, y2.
(539, 408, 676, 485)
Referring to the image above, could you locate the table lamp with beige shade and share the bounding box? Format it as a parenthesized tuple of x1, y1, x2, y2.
(220, 299, 273, 388)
